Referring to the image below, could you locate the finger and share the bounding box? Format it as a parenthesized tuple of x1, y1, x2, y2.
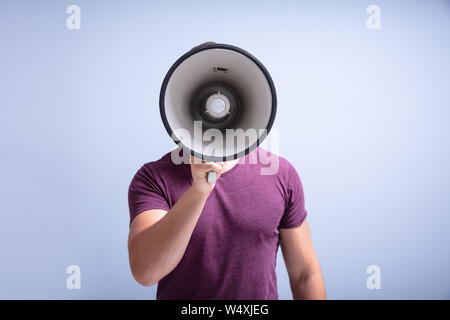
(199, 162, 223, 173)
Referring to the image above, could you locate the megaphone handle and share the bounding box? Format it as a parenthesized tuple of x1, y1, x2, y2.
(206, 171, 217, 184)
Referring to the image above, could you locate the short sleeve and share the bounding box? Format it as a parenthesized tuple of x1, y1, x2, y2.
(128, 165, 170, 224)
(279, 164, 307, 229)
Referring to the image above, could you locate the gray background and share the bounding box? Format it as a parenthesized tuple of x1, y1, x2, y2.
(0, 0, 449, 299)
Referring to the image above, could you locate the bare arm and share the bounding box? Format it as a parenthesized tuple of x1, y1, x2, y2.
(280, 220, 326, 299)
(128, 158, 227, 286)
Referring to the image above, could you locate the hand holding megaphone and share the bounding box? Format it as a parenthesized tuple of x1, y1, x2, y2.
(189, 156, 224, 193)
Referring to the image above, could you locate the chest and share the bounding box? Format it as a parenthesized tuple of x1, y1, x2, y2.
(194, 178, 286, 242)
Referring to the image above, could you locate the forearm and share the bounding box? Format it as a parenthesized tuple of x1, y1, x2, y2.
(129, 186, 210, 286)
(290, 271, 326, 300)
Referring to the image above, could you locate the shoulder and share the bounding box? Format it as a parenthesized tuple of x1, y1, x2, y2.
(255, 147, 300, 183)
(130, 150, 188, 188)
(138, 151, 175, 176)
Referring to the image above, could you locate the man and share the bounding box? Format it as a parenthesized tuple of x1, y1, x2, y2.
(127, 43, 326, 300)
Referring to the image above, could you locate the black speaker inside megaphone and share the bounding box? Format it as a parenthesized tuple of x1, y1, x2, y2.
(159, 43, 277, 183)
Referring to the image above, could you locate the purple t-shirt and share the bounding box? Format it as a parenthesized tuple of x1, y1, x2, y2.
(128, 147, 307, 300)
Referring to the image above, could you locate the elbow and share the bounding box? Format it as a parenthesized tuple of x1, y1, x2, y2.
(129, 254, 160, 287)
(128, 241, 160, 287)
(291, 268, 320, 288)
(130, 264, 159, 287)
(135, 276, 158, 288)
(128, 240, 175, 287)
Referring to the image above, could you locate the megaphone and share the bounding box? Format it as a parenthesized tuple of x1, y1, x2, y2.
(159, 43, 277, 183)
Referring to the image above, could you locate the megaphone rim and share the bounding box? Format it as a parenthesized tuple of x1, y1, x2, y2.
(159, 43, 277, 162)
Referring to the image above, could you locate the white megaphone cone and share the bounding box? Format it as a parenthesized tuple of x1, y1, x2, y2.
(159, 43, 277, 183)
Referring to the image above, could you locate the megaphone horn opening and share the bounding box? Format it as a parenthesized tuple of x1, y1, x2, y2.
(191, 82, 241, 130)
